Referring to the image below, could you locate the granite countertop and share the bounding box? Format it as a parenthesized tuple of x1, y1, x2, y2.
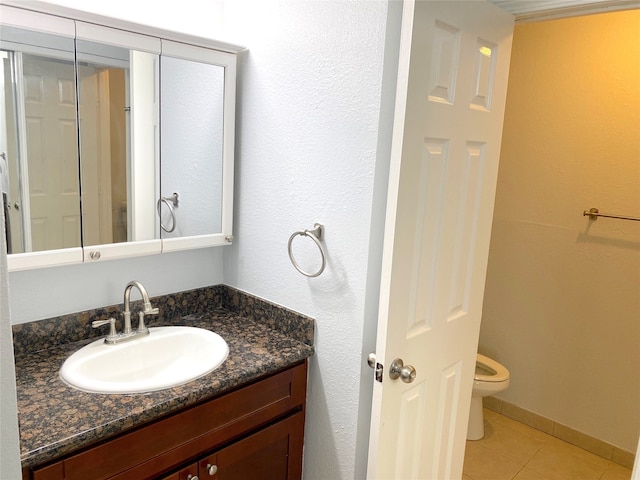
(15, 307, 314, 469)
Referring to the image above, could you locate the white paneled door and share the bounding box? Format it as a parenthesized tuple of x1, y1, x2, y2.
(368, 1, 513, 479)
(23, 54, 80, 252)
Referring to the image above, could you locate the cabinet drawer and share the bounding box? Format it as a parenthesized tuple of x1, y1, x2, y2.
(31, 362, 307, 480)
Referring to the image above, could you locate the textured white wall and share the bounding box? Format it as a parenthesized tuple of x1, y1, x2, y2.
(480, 10, 640, 452)
(220, 2, 395, 477)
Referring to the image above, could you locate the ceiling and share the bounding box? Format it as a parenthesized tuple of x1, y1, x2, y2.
(487, 0, 639, 21)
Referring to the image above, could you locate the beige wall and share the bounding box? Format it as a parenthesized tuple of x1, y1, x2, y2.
(480, 9, 640, 452)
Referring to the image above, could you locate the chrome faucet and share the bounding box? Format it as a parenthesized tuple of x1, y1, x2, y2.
(123, 280, 159, 335)
(92, 280, 159, 344)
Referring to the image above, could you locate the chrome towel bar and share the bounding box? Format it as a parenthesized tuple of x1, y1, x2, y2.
(583, 208, 640, 222)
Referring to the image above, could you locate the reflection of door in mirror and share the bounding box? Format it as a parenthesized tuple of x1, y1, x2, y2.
(24, 55, 80, 252)
(77, 40, 158, 247)
(160, 56, 224, 238)
(1, 45, 81, 254)
(78, 63, 128, 245)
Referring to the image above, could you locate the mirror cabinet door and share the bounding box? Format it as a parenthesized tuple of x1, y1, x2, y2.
(159, 55, 224, 238)
(75, 23, 161, 262)
(1, 10, 84, 270)
(160, 40, 236, 252)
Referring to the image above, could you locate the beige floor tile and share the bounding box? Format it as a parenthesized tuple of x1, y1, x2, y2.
(513, 466, 554, 480)
(464, 411, 629, 480)
(483, 407, 500, 424)
(491, 414, 554, 444)
(526, 437, 611, 480)
(474, 417, 547, 465)
(463, 440, 523, 480)
(600, 461, 633, 480)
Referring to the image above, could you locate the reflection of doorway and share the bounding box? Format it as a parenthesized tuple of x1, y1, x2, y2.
(78, 65, 128, 245)
(19, 54, 80, 253)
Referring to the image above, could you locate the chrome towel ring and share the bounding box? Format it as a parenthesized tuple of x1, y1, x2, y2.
(288, 223, 326, 277)
(157, 192, 179, 233)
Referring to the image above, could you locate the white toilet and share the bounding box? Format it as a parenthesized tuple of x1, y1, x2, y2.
(467, 353, 510, 440)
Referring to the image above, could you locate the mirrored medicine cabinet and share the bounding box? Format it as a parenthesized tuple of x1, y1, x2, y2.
(0, 3, 242, 271)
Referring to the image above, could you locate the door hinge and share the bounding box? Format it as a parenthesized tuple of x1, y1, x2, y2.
(367, 353, 384, 383)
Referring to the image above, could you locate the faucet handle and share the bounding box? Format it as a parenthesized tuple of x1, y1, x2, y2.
(92, 318, 118, 341)
(136, 311, 151, 335)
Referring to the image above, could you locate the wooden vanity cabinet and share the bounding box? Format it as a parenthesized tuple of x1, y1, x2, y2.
(27, 362, 307, 480)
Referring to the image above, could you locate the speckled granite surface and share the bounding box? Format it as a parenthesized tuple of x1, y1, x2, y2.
(13, 285, 314, 356)
(13, 286, 314, 469)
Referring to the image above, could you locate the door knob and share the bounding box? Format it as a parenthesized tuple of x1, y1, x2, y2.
(389, 358, 416, 383)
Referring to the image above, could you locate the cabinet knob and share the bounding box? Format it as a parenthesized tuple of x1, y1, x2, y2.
(186, 475, 199, 480)
(206, 463, 218, 476)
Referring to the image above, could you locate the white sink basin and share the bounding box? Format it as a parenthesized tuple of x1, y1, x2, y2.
(60, 326, 228, 394)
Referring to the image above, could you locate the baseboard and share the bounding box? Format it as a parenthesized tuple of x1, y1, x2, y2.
(483, 397, 636, 470)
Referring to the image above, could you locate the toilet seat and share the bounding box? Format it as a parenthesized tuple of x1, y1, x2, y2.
(475, 353, 509, 383)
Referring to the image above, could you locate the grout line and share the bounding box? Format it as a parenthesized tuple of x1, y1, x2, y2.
(510, 464, 527, 480)
(483, 397, 635, 469)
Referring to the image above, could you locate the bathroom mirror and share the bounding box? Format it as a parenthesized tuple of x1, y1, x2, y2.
(160, 50, 224, 240)
(74, 22, 162, 262)
(0, 22, 83, 266)
(159, 40, 236, 253)
(2, 4, 240, 270)
(76, 35, 160, 250)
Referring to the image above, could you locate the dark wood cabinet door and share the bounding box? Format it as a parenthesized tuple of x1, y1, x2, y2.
(209, 412, 304, 480)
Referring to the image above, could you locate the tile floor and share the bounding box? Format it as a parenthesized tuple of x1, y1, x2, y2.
(463, 409, 633, 480)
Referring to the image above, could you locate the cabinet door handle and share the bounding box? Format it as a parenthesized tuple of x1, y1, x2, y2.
(186, 475, 199, 480)
(206, 463, 218, 476)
